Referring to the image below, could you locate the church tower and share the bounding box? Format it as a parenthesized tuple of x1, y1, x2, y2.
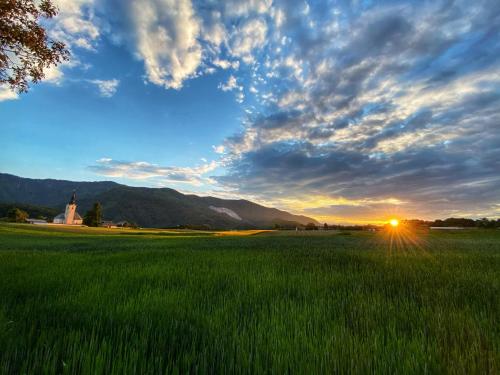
(64, 191, 77, 224)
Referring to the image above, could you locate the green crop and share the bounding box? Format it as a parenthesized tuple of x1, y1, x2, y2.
(0, 224, 498, 374)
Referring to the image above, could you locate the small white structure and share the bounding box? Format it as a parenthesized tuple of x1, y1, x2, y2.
(53, 192, 83, 225)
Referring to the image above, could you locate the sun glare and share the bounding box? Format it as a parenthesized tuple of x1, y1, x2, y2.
(390, 219, 399, 227)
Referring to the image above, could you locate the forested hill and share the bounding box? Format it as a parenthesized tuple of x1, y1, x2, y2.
(0, 173, 318, 229)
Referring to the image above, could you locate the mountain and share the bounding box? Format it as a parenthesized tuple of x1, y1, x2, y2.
(0, 173, 318, 229)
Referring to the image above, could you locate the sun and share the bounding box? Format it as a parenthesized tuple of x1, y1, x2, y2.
(389, 219, 399, 227)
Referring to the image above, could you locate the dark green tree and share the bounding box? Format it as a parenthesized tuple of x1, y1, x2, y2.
(7, 207, 28, 222)
(305, 222, 318, 230)
(83, 202, 102, 227)
(323, 223, 329, 230)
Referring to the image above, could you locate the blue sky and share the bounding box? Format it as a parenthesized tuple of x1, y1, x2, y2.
(1, 38, 241, 186)
(1, 0, 500, 223)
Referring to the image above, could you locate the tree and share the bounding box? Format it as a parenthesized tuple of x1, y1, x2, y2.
(83, 203, 102, 227)
(323, 223, 329, 231)
(0, 0, 70, 93)
(305, 222, 318, 230)
(7, 207, 28, 222)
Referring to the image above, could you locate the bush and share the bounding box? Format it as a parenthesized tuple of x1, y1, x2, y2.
(7, 208, 28, 223)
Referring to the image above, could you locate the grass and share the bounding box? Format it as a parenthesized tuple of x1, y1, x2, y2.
(0, 223, 498, 374)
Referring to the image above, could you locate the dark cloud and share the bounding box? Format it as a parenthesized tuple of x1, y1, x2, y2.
(219, 137, 500, 219)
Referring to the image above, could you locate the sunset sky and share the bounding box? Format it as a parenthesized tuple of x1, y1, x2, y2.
(1, 0, 500, 223)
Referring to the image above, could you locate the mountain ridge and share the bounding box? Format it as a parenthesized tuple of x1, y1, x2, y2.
(0, 173, 318, 229)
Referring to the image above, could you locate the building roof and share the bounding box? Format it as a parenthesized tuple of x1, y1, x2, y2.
(69, 191, 76, 205)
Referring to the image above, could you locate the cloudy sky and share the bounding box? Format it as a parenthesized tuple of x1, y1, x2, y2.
(1, 0, 500, 223)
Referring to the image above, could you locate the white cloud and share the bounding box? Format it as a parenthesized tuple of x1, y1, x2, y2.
(89, 158, 219, 186)
(218, 75, 245, 103)
(201, 12, 227, 48)
(43, 65, 65, 85)
(271, 7, 286, 28)
(224, 0, 273, 17)
(204, 67, 216, 74)
(218, 75, 239, 91)
(52, 0, 100, 50)
(213, 59, 239, 70)
(0, 85, 18, 102)
(131, 0, 202, 89)
(230, 18, 268, 64)
(235, 91, 245, 103)
(213, 145, 225, 154)
(88, 79, 120, 97)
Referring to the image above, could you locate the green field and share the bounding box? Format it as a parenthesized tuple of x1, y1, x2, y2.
(0, 224, 498, 374)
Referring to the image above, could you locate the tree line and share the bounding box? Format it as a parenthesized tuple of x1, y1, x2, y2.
(276, 218, 500, 231)
(403, 218, 500, 229)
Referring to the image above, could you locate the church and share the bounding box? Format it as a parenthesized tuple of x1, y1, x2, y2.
(53, 192, 83, 225)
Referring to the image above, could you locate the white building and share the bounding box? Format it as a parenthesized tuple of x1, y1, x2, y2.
(53, 192, 83, 225)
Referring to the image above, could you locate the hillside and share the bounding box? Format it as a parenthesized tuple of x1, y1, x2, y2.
(0, 173, 318, 229)
(0, 203, 57, 220)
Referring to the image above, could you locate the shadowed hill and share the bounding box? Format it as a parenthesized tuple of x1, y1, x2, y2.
(0, 173, 318, 229)
(0, 173, 118, 208)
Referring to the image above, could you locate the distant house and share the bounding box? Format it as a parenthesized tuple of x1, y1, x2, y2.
(100, 220, 117, 228)
(116, 221, 131, 227)
(26, 218, 48, 225)
(53, 192, 83, 225)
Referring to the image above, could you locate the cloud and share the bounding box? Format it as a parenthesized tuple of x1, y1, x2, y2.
(215, 0, 500, 221)
(41, 0, 274, 92)
(43, 65, 65, 85)
(0, 85, 18, 102)
(218, 75, 239, 92)
(213, 145, 225, 154)
(213, 59, 239, 70)
(89, 158, 218, 186)
(88, 79, 120, 97)
(223, 0, 273, 17)
(218, 75, 245, 102)
(130, 0, 202, 89)
(52, 0, 100, 51)
(200, 11, 227, 48)
(229, 18, 268, 64)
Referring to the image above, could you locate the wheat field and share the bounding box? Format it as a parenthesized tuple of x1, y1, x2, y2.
(0, 224, 498, 374)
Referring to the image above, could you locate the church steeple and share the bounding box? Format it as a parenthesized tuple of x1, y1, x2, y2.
(53, 190, 82, 225)
(69, 191, 76, 205)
